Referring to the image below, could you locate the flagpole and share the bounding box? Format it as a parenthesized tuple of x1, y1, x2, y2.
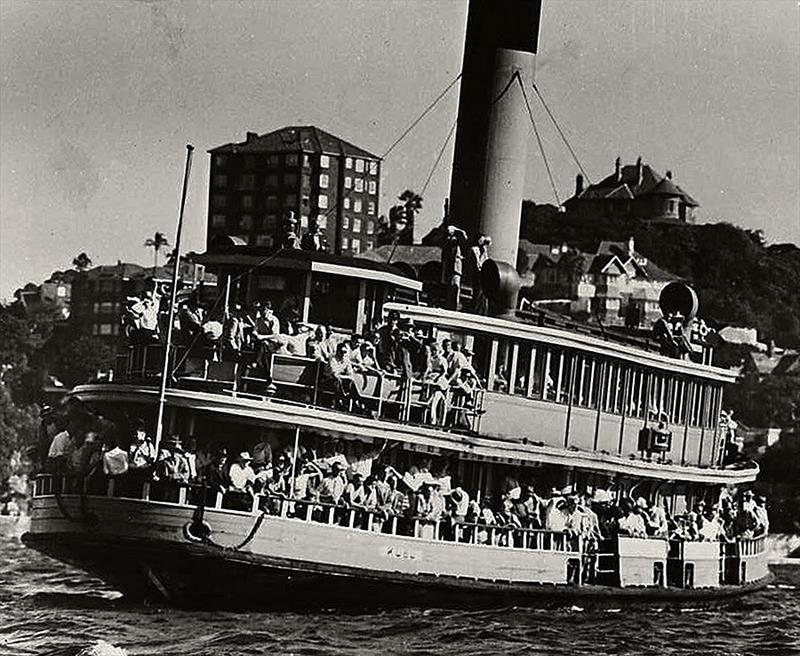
(154, 144, 194, 456)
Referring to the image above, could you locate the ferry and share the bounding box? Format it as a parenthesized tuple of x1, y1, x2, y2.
(23, 0, 771, 606)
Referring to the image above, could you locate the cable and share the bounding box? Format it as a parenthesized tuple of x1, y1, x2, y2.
(532, 82, 591, 184)
(420, 119, 457, 197)
(380, 72, 462, 160)
(517, 74, 561, 207)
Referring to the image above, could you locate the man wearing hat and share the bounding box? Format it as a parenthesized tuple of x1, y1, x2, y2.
(229, 451, 256, 493)
(280, 211, 301, 249)
(440, 224, 467, 310)
(316, 460, 347, 505)
(129, 421, 156, 470)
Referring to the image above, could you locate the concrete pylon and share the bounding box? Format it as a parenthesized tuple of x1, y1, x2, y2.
(479, 48, 535, 267)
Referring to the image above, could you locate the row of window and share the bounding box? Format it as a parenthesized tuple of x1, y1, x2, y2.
(226, 234, 374, 253)
(92, 323, 120, 336)
(211, 213, 376, 236)
(213, 153, 378, 175)
(92, 301, 120, 315)
(487, 339, 720, 429)
(212, 193, 375, 214)
(343, 177, 377, 195)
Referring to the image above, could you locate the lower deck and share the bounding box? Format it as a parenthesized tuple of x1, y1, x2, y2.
(25, 478, 771, 608)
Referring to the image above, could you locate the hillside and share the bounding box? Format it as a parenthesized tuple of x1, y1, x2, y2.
(520, 202, 800, 348)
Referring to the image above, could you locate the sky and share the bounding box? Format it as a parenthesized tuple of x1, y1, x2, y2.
(1, 0, 798, 299)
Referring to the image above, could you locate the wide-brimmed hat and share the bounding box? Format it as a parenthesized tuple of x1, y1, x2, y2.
(635, 497, 648, 509)
(238, 451, 252, 461)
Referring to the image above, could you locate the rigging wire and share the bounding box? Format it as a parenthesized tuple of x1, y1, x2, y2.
(532, 82, 591, 184)
(380, 72, 462, 160)
(420, 119, 457, 198)
(517, 73, 562, 207)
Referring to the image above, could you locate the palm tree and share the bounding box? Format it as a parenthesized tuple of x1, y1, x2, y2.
(72, 252, 92, 272)
(144, 231, 171, 269)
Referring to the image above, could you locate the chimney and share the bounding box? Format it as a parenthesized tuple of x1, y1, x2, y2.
(636, 156, 643, 186)
(575, 173, 584, 196)
(614, 156, 621, 181)
(628, 236, 635, 255)
(246, 131, 258, 142)
(666, 170, 672, 180)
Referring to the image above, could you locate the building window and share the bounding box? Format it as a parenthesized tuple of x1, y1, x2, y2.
(343, 198, 351, 210)
(213, 174, 227, 188)
(240, 174, 255, 190)
(255, 235, 274, 247)
(266, 195, 278, 210)
(342, 215, 350, 230)
(264, 215, 277, 231)
(345, 157, 353, 169)
(320, 154, 330, 168)
(92, 324, 99, 335)
(355, 159, 364, 173)
(366, 240, 374, 250)
(354, 178, 364, 192)
(352, 217, 362, 233)
(341, 236, 349, 250)
(212, 214, 226, 228)
(57, 286, 66, 298)
(303, 154, 311, 168)
(318, 194, 328, 209)
(366, 220, 374, 235)
(368, 180, 377, 195)
(283, 173, 298, 187)
(242, 195, 253, 210)
(319, 173, 329, 189)
(266, 174, 278, 189)
(317, 215, 327, 229)
(284, 193, 297, 207)
(351, 238, 361, 254)
(244, 155, 256, 169)
(300, 214, 309, 229)
(213, 155, 227, 167)
(235, 234, 250, 244)
(353, 199, 362, 213)
(344, 176, 352, 189)
(240, 215, 253, 230)
(302, 195, 310, 209)
(369, 161, 378, 175)
(212, 195, 227, 209)
(99, 323, 113, 336)
(266, 154, 279, 168)
(285, 153, 299, 167)
(367, 201, 376, 215)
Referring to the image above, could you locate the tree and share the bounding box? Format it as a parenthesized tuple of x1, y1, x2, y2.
(53, 336, 115, 387)
(378, 189, 422, 248)
(72, 252, 92, 272)
(0, 383, 39, 487)
(144, 231, 171, 269)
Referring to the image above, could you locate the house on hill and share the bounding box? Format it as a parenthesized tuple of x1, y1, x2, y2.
(519, 237, 679, 327)
(564, 156, 699, 224)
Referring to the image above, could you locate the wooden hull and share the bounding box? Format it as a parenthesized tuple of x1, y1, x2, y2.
(23, 495, 773, 608)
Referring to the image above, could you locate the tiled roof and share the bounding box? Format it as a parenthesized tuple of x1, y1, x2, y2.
(209, 126, 379, 159)
(772, 351, 800, 376)
(83, 263, 172, 279)
(358, 244, 440, 267)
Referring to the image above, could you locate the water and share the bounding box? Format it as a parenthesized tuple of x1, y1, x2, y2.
(1, 537, 798, 656)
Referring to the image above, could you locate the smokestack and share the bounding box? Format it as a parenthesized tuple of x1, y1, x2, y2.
(666, 170, 673, 180)
(615, 156, 621, 181)
(575, 173, 584, 196)
(448, 0, 542, 267)
(246, 131, 258, 142)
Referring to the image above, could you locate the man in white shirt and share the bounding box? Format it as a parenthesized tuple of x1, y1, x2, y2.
(47, 424, 75, 473)
(228, 452, 256, 492)
(102, 441, 129, 476)
(129, 424, 156, 470)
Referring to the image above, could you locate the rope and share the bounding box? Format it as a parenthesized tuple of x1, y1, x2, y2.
(532, 82, 591, 184)
(185, 487, 269, 552)
(517, 73, 561, 207)
(420, 119, 457, 197)
(380, 72, 462, 160)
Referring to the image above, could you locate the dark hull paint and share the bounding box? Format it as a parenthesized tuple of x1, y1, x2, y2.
(22, 532, 774, 610)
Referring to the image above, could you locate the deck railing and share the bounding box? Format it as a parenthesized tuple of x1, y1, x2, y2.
(112, 345, 486, 432)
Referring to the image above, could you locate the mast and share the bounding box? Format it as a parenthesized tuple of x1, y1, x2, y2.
(154, 144, 195, 455)
(448, 0, 542, 267)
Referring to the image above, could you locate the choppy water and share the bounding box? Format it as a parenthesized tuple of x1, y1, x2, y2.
(1, 536, 798, 656)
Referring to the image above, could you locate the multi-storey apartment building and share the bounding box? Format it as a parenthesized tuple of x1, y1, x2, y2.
(207, 126, 381, 256)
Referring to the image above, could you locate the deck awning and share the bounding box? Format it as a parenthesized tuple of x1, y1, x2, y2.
(192, 248, 422, 291)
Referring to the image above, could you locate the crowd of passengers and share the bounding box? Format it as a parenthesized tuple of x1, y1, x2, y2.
(124, 286, 482, 426)
(43, 410, 769, 547)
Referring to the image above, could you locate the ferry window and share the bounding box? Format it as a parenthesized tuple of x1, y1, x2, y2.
(213, 174, 227, 188)
(543, 348, 558, 402)
(578, 356, 594, 408)
(491, 339, 512, 393)
(556, 351, 573, 404)
(309, 274, 358, 330)
(257, 275, 286, 291)
(612, 363, 626, 414)
(529, 346, 548, 399)
(514, 344, 531, 396)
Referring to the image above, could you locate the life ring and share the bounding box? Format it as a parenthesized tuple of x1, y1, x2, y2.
(183, 519, 212, 543)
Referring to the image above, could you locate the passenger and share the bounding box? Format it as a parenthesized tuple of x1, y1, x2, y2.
(512, 485, 543, 529)
(292, 460, 322, 502)
(46, 418, 75, 474)
(315, 461, 347, 505)
(343, 472, 367, 506)
(125, 285, 161, 344)
(128, 422, 156, 470)
(423, 340, 449, 425)
(184, 436, 198, 481)
(203, 447, 231, 492)
(753, 496, 769, 536)
(647, 498, 669, 538)
(440, 225, 467, 311)
(449, 485, 470, 523)
(375, 310, 400, 372)
(300, 219, 328, 252)
(467, 233, 491, 314)
(306, 325, 333, 361)
(177, 293, 205, 345)
(101, 438, 129, 477)
(251, 438, 273, 472)
(698, 506, 725, 542)
(222, 303, 248, 355)
(349, 339, 381, 374)
(476, 496, 497, 544)
(741, 489, 757, 514)
(228, 451, 256, 494)
(252, 301, 281, 370)
(616, 499, 647, 538)
(71, 432, 102, 477)
(325, 343, 367, 412)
